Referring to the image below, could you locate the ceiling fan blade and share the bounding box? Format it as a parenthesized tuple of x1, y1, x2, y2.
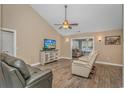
(59, 26, 63, 29)
(69, 23, 78, 26)
(54, 5, 79, 30)
(54, 24, 63, 25)
(68, 26, 72, 29)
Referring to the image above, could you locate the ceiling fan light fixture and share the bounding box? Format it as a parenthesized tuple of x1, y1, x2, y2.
(54, 5, 78, 30)
(63, 24, 69, 29)
(63, 20, 69, 29)
(63, 20, 68, 25)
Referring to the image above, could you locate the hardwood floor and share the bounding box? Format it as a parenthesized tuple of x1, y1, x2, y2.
(36, 59, 122, 88)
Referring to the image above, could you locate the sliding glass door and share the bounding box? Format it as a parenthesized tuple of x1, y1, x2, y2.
(72, 37, 94, 57)
(82, 38, 93, 55)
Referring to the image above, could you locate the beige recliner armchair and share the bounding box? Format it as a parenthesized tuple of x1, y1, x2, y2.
(72, 51, 98, 78)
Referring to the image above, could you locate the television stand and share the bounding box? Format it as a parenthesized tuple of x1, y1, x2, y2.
(40, 49, 59, 65)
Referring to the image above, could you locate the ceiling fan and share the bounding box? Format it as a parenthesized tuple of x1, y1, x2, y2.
(54, 5, 78, 29)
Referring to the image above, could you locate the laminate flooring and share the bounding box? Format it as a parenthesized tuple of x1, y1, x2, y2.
(36, 59, 122, 88)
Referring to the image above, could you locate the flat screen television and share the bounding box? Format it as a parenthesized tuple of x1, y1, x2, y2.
(44, 39, 56, 50)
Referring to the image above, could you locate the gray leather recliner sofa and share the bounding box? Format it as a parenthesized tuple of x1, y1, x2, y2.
(0, 53, 53, 88)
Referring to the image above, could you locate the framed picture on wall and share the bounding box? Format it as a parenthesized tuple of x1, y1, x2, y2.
(105, 36, 121, 45)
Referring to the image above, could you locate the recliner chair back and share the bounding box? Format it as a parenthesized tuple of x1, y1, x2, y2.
(0, 61, 6, 88)
(0, 53, 53, 88)
(0, 61, 25, 88)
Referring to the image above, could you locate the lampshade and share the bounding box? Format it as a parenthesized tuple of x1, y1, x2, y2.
(98, 36, 102, 41)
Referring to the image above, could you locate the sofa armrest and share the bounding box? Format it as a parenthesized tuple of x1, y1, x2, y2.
(79, 58, 89, 62)
(73, 60, 87, 65)
(78, 56, 90, 62)
(26, 69, 52, 88)
(72, 60, 91, 69)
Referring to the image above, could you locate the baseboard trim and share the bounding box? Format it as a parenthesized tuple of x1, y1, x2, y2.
(59, 58, 123, 67)
(31, 63, 40, 66)
(96, 61, 123, 67)
(30, 60, 123, 67)
(59, 57, 72, 60)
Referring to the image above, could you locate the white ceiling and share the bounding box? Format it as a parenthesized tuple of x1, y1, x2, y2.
(31, 4, 122, 36)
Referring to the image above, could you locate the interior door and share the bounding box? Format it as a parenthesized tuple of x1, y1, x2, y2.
(1, 31, 15, 56)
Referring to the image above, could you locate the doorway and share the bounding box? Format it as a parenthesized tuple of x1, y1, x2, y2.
(0, 28, 16, 56)
(71, 37, 94, 58)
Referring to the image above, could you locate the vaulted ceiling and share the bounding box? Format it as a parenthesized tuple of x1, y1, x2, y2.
(31, 4, 122, 36)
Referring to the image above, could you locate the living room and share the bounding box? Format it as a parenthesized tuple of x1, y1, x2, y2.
(0, 4, 123, 88)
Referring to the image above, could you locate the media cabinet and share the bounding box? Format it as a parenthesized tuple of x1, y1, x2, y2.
(40, 49, 59, 65)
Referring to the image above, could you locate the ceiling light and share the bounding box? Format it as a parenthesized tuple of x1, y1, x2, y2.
(63, 25, 69, 29)
(63, 20, 69, 29)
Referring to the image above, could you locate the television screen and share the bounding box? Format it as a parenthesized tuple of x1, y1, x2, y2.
(44, 39, 56, 49)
